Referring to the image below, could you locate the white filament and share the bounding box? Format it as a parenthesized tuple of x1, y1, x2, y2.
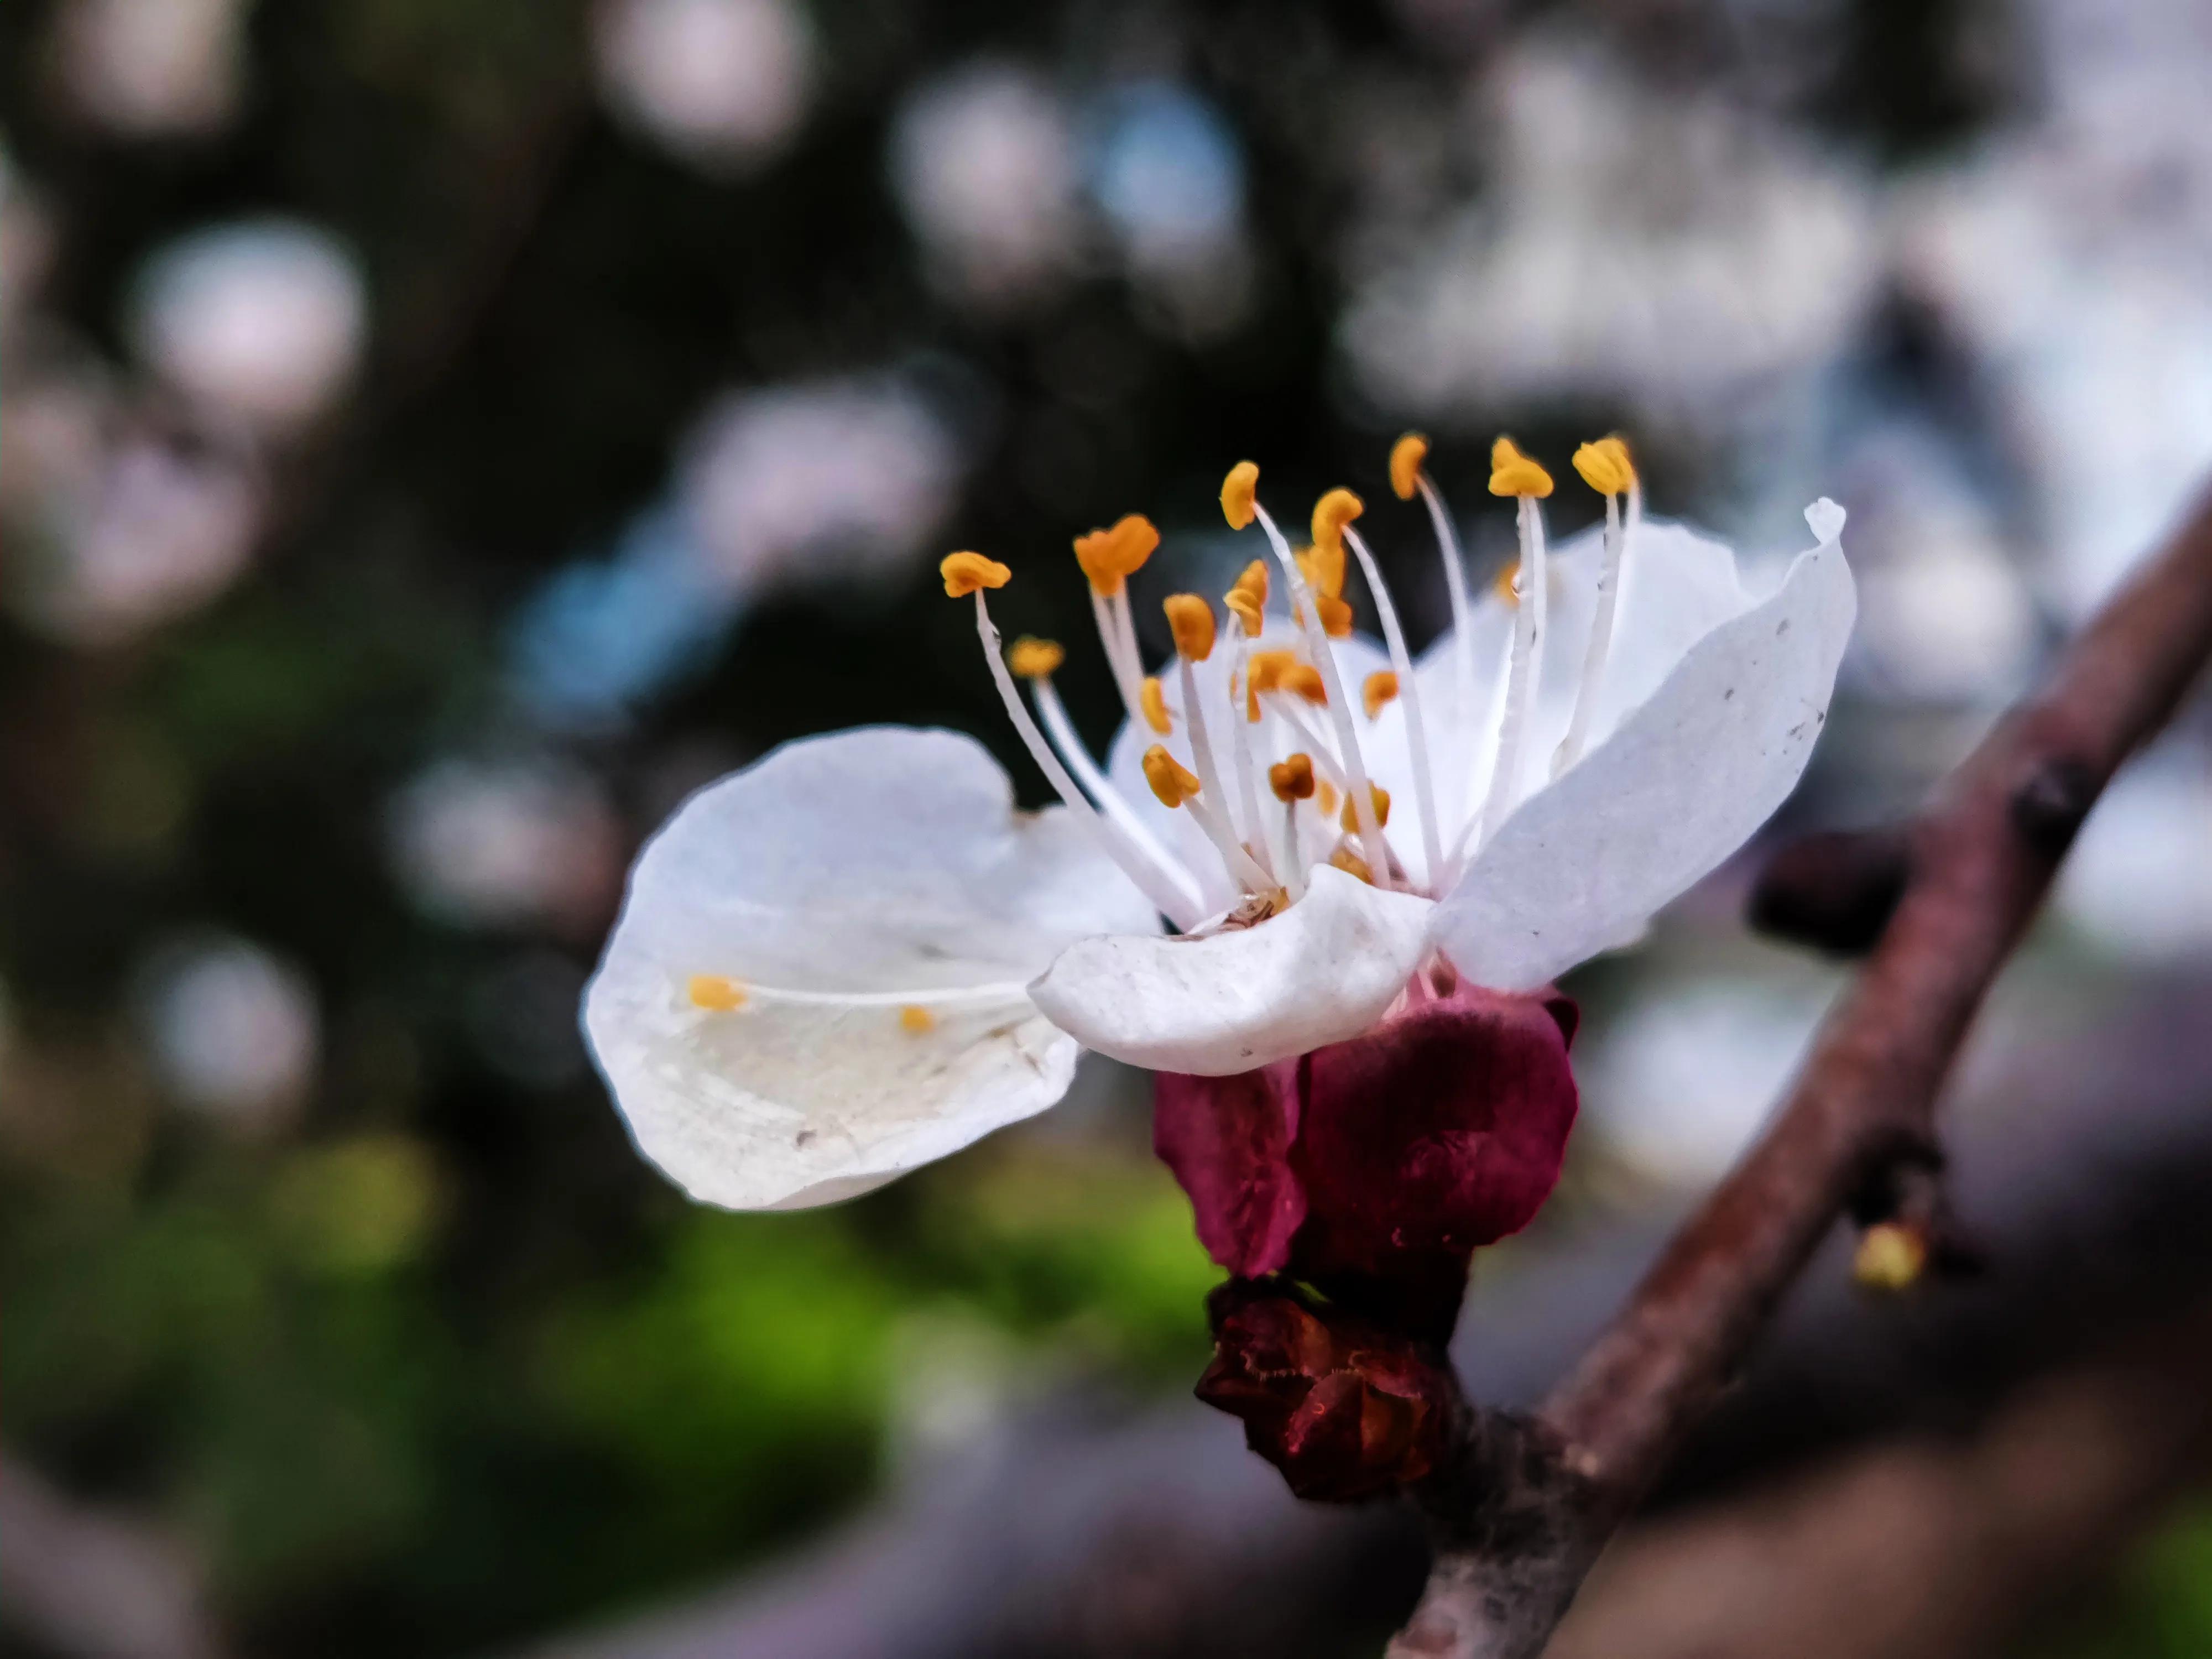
(972, 593, 1204, 928)
(1469, 493, 1549, 858)
(1248, 502, 1393, 884)
(1345, 525, 1444, 887)
(1177, 653, 1273, 892)
(1029, 674, 1206, 911)
(1553, 478, 1637, 777)
(1417, 474, 1481, 828)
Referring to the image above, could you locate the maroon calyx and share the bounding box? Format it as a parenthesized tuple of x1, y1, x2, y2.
(1196, 1282, 1458, 1502)
(1156, 983, 1580, 1340)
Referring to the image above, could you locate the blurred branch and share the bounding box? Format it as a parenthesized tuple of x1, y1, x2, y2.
(1552, 1307, 2212, 1659)
(489, 961, 2212, 1659)
(1386, 481, 2212, 1658)
(0, 1455, 226, 1659)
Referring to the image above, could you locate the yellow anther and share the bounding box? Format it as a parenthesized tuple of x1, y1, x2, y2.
(1315, 779, 1339, 818)
(1142, 744, 1203, 808)
(688, 974, 748, 1012)
(1390, 433, 1429, 501)
(1224, 559, 1270, 634)
(1164, 593, 1217, 662)
(1311, 487, 1364, 559)
(1493, 561, 1521, 606)
(1328, 845, 1374, 885)
(1221, 460, 1260, 529)
(899, 1004, 936, 1035)
(941, 551, 1011, 597)
(1340, 784, 1390, 833)
(1008, 637, 1065, 678)
(1280, 662, 1327, 704)
(1140, 675, 1173, 734)
(1363, 669, 1400, 719)
(1071, 513, 1161, 595)
(1316, 593, 1354, 638)
(1246, 648, 1295, 720)
(1488, 436, 1554, 499)
(1225, 585, 1264, 635)
(1572, 435, 1636, 497)
(1853, 1223, 1928, 1293)
(1268, 753, 1317, 802)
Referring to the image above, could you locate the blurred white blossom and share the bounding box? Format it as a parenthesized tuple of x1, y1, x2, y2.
(389, 759, 622, 932)
(1343, 44, 1877, 428)
(139, 936, 320, 1129)
(1086, 81, 1251, 338)
(131, 219, 368, 434)
(2056, 744, 2212, 961)
(0, 149, 57, 343)
(891, 63, 1082, 306)
(680, 375, 963, 591)
(14, 426, 264, 647)
(51, 0, 247, 137)
(594, 0, 814, 171)
(1581, 971, 1840, 1186)
(1894, 0, 2212, 622)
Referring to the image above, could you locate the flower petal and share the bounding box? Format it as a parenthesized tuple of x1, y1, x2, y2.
(1153, 1061, 1304, 1277)
(1029, 865, 1435, 1075)
(583, 726, 1159, 1208)
(1432, 539, 1856, 990)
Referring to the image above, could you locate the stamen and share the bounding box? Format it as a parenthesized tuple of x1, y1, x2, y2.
(1224, 560, 1269, 634)
(1232, 465, 1390, 884)
(945, 557, 1204, 928)
(1143, 744, 1202, 807)
(1280, 662, 1327, 703)
(1363, 670, 1399, 719)
(1075, 517, 1160, 730)
(1164, 592, 1218, 662)
(1222, 621, 1273, 880)
(1345, 524, 1445, 886)
(1008, 636, 1065, 678)
(1220, 461, 1260, 530)
(1140, 676, 1173, 733)
(899, 1005, 936, 1034)
(1166, 593, 1265, 886)
(1389, 433, 1428, 502)
(1467, 441, 1553, 860)
(1144, 744, 1273, 895)
(688, 974, 747, 1011)
(1029, 670, 1204, 907)
(941, 551, 1010, 596)
(1340, 784, 1390, 833)
(1268, 753, 1316, 801)
(1401, 436, 1481, 838)
(1554, 436, 1640, 777)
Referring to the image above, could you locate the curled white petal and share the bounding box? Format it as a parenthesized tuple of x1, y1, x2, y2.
(583, 725, 1158, 1208)
(1027, 864, 1435, 1075)
(1432, 539, 1856, 990)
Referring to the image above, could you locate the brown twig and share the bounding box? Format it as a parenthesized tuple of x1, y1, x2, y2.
(1386, 481, 2212, 1659)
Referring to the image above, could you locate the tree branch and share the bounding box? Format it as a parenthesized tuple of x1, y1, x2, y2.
(1386, 484, 2212, 1658)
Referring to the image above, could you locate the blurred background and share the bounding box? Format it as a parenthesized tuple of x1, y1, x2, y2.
(4, 2, 2212, 1656)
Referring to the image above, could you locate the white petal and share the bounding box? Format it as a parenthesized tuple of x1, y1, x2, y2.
(1432, 540, 1856, 990)
(1027, 864, 1436, 1075)
(583, 725, 1159, 1208)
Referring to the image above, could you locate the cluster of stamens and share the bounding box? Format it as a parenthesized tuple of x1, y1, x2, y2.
(938, 433, 1642, 935)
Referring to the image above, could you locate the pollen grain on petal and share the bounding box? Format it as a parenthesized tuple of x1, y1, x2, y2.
(1142, 744, 1203, 808)
(1165, 593, 1218, 662)
(1311, 487, 1364, 558)
(1488, 436, 1554, 499)
(941, 550, 1012, 596)
(1140, 675, 1173, 733)
(687, 974, 748, 1012)
(1572, 435, 1635, 497)
(1390, 432, 1429, 500)
(899, 1004, 936, 1035)
(1340, 784, 1390, 832)
(1221, 461, 1260, 529)
(1268, 752, 1316, 802)
(1008, 636, 1065, 678)
(1363, 669, 1400, 719)
(1854, 1222, 1927, 1292)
